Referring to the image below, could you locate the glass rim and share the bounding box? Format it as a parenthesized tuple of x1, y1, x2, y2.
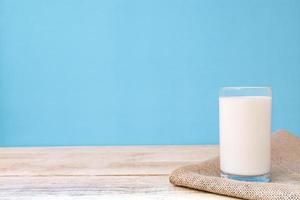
(219, 87, 272, 97)
(220, 86, 272, 91)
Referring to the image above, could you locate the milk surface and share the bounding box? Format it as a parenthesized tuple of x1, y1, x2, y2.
(219, 96, 271, 176)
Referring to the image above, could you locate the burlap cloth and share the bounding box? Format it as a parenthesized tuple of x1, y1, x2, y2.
(169, 130, 300, 199)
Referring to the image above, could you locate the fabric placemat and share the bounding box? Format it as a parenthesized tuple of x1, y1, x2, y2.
(169, 130, 300, 200)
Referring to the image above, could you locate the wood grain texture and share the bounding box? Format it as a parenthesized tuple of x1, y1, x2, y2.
(0, 145, 238, 199)
(0, 146, 218, 176)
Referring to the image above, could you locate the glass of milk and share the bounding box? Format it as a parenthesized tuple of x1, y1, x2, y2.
(219, 87, 272, 182)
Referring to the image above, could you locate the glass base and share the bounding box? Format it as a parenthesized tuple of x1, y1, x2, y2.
(221, 171, 271, 182)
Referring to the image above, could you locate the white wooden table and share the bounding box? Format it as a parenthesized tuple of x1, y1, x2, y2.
(0, 146, 237, 199)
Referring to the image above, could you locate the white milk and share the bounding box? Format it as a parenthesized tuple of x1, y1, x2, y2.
(219, 96, 271, 176)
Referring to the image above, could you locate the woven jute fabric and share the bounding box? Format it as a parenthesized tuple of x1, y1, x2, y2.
(169, 130, 300, 200)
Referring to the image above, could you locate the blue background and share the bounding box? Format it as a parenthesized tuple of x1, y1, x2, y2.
(0, 0, 299, 146)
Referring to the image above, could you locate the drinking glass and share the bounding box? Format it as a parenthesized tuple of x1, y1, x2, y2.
(219, 87, 272, 182)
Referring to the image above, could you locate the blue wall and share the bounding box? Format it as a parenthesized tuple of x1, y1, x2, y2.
(0, 0, 299, 146)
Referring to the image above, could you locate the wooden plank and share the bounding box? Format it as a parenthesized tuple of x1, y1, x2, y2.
(0, 146, 218, 176)
(0, 175, 237, 200)
(0, 145, 237, 199)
